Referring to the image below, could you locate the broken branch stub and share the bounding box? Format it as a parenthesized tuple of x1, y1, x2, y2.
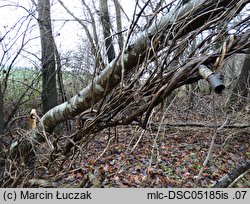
(9, 0, 250, 155)
(29, 109, 37, 129)
(198, 65, 225, 94)
(40, 0, 239, 134)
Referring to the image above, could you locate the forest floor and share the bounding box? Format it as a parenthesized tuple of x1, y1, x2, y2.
(57, 124, 249, 187)
(33, 94, 250, 188)
(2, 94, 250, 188)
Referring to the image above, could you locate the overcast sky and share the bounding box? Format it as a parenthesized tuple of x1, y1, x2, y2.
(0, 0, 136, 68)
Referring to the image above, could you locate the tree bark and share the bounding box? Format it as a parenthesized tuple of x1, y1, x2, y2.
(10, 0, 250, 151)
(211, 161, 250, 188)
(227, 54, 250, 110)
(37, 0, 58, 114)
(113, 0, 124, 51)
(99, 0, 116, 63)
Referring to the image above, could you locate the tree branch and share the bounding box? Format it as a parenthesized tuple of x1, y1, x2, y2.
(211, 161, 250, 188)
(150, 122, 250, 129)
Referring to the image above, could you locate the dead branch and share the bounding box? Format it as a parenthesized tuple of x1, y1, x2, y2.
(149, 122, 250, 129)
(211, 160, 250, 188)
(9, 0, 250, 162)
(39, 0, 250, 134)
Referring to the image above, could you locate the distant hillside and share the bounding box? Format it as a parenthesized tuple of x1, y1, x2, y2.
(0, 65, 34, 71)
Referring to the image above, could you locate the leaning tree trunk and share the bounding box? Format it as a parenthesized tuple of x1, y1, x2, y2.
(10, 0, 250, 155)
(39, 0, 249, 133)
(227, 54, 250, 110)
(37, 0, 58, 114)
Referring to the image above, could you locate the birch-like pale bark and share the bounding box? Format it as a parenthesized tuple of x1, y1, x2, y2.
(11, 0, 249, 149)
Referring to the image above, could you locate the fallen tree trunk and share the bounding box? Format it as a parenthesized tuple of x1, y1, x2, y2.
(39, 0, 249, 133)
(150, 122, 250, 129)
(211, 160, 250, 188)
(10, 0, 250, 155)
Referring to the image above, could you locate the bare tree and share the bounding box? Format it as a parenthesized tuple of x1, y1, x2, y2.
(0, 0, 249, 188)
(37, 0, 58, 114)
(9, 0, 250, 157)
(58, 0, 105, 71)
(0, 1, 39, 133)
(99, 0, 116, 63)
(227, 53, 250, 110)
